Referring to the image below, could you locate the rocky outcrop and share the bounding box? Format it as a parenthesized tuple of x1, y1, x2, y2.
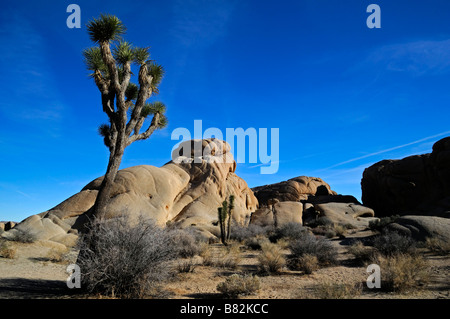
(250, 201, 303, 227)
(252, 176, 336, 206)
(361, 136, 450, 217)
(385, 215, 450, 242)
(0, 222, 15, 233)
(312, 203, 376, 229)
(251, 177, 375, 229)
(1, 139, 258, 246)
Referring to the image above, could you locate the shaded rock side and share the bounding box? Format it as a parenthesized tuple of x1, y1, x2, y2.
(385, 215, 450, 242)
(1, 139, 258, 246)
(361, 136, 450, 217)
(313, 202, 376, 229)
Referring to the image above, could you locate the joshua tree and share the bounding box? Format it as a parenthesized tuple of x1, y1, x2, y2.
(83, 14, 167, 217)
(218, 195, 235, 245)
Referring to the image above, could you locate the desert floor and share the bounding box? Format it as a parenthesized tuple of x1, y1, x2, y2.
(0, 230, 449, 299)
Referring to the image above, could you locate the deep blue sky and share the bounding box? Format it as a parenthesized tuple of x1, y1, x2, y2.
(1, 0, 450, 222)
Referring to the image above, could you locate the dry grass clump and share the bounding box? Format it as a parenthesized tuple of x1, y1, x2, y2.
(201, 243, 242, 269)
(0, 240, 16, 259)
(347, 241, 377, 265)
(44, 247, 70, 263)
(288, 253, 320, 274)
(257, 242, 286, 274)
(176, 258, 197, 273)
(216, 274, 260, 298)
(425, 237, 450, 255)
(375, 253, 430, 293)
(313, 280, 363, 299)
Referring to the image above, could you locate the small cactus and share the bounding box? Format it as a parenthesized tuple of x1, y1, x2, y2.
(218, 195, 235, 245)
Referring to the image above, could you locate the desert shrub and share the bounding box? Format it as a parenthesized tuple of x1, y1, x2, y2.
(217, 244, 241, 269)
(311, 225, 336, 238)
(270, 222, 308, 242)
(333, 224, 347, 238)
(369, 215, 399, 232)
(216, 274, 260, 298)
(8, 228, 37, 243)
(176, 258, 197, 273)
(377, 253, 430, 293)
(0, 240, 16, 259)
(244, 235, 271, 250)
(313, 280, 363, 299)
(45, 247, 70, 263)
(287, 253, 319, 274)
(425, 237, 450, 255)
(347, 241, 377, 265)
(307, 216, 334, 228)
(77, 215, 179, 298)
(230, 224, 272, 242)
(201, 243, 241, 269)
(168, 228, 201, 258)
(288, 234, 337, 266)
(257, 242, 286, 274)
(372, 231, 416, 256)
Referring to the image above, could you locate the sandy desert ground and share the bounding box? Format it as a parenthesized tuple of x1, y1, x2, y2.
(0, 229, 449, 300)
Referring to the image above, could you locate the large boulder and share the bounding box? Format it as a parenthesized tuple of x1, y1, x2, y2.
(252, 176, 336, 206)
(250, 201, 303, 227)
(385, 215, 450, 242)
(361, 136, 450, 217)
(313, 202, 376, 229)
(250, 176, 375, 229)
(1, 139, 258, 246)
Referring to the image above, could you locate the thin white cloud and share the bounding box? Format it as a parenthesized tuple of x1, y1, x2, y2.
(362, 39, 450, 76)
(319, 130, 450, 171)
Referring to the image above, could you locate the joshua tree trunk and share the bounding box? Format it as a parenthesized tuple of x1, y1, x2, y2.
(83, 15, 167, 219)
(93, 145, 124, 218)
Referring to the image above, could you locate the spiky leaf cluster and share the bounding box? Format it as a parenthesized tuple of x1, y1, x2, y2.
(84, 14, 168, 150)
(87, 14, 126, 43)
